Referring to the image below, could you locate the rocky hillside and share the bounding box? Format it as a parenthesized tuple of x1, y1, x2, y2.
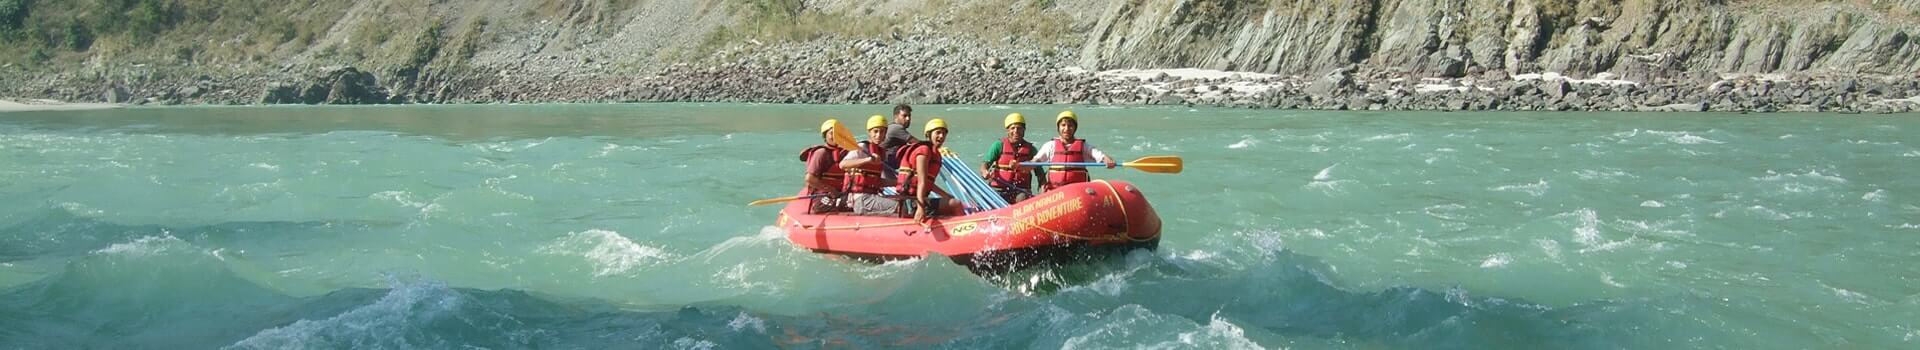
(1077, 0, 1920, 78)
(1, 0, 1916, 112)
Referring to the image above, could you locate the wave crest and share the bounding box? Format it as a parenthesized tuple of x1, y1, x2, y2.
(538, 229, 674, 276)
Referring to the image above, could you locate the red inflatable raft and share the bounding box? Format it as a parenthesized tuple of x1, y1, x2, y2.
(778, 180, 1161, 271)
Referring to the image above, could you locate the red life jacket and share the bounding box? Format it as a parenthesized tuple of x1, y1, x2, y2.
(990, 138, 1036, 189)
(842, 141, 888, 194)
(800, 145, 847, 194)
(1045, 138, 1089, 190)
(894, 142, 941, 196)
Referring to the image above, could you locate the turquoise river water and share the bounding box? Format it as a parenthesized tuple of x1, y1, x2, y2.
(1, 104, 1916, 349)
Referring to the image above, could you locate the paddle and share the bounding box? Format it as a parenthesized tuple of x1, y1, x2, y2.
(747, 193, 827, 206)
(938, 147, 1007, 211)
(935, 147, 978, 207)
(826, 121, 860, 152)
(1022, 155, 1184, 174)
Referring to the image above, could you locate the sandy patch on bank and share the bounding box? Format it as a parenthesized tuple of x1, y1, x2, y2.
(0, 99, 125, 112)
(1512, 72, 1639, 87)
(1079, 68, 1281, 81)
(1875, 95, 1920, 106)
(1064, 67, 1289, 98)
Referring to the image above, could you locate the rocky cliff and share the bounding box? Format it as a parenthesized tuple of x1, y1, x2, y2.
(1077, 0, 1920, 78)
(1, 0, 1915, 112)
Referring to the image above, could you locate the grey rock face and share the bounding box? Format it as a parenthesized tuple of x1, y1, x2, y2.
(1543, 80, 1570, 98)
(319, 67, 388, 105)
(255, 67, 391, 105)
(259, 83, 302, 104)
(1079, 0, 1378, 74)
(102, 85, 130, 103)
(1305, 68, 1357, 97)
(1076, 0, 1920, 78)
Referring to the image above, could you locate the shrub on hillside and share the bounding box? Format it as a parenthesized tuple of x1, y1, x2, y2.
(121, 0, 173, 39)
(64, 22, 91, 50)
(0, 0, 28, 32)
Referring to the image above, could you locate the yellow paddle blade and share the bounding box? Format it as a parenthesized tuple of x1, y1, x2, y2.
(748, 195, 808, 206)
(829, 121, 860, 152)
(938, 147, 956, 157)
(1123, 155, 1184, 174)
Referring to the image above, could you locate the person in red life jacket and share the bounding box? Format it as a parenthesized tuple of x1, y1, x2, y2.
(896, 118, 957, 223)
(980, 113, 1044, 203)
(838, 115, 901, 217)
(1028, 111, 1117, 191)
(800, 119, 850, 213)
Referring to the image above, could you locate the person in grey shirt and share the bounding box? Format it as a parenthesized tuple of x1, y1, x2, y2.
(881, 104, 918, 170)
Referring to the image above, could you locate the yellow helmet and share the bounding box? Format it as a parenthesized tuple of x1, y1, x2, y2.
(820, 119, 840, 133)
(923, 118, 948, 134)
(1056, 110, 1078, 124)
(1004, 113, 1025, 128)
(866, 115, 887, 131)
